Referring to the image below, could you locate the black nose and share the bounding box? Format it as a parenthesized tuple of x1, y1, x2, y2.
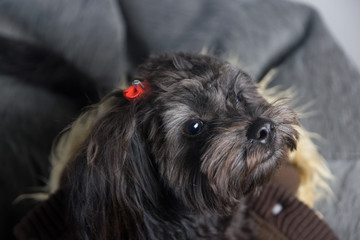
(246, 118, 275, 144)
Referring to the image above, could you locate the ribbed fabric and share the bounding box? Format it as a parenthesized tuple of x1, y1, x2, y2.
(247, 184, 339, 240)
(250, 212, 288, 240)
(14, 190, 74, 240)
(14, 185, 339, 239)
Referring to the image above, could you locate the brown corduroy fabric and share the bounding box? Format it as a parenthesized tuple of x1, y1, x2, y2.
(14, 164, 338, 240)
(14, 190, 75, 240)
(14, 185, 339, 240)
(250, 212, 288, 240)
(247, 184, 339, 240)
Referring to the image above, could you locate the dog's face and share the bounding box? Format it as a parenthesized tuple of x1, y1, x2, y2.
(68, 53, 299, 238)
(133, 53, 298, 213)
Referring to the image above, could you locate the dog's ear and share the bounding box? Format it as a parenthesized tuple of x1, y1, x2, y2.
(66, 93, 159, 239)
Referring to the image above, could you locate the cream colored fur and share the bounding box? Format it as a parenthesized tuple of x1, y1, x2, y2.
(47, 98, 115, 194)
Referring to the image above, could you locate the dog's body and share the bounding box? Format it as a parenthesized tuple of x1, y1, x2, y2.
(50, 53, 301, 239)
(0, 35, 334, 239)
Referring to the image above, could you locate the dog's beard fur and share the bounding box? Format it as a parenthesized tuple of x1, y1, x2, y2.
(66, 53, 298, 239)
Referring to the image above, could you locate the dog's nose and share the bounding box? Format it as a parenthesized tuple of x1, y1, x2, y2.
(246, 118, 275, 144)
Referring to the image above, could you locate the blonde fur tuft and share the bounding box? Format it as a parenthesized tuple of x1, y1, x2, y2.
(44, 95, 117, 197)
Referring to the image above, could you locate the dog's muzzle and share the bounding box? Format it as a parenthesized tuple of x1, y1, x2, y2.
(246, 118, 276, 145)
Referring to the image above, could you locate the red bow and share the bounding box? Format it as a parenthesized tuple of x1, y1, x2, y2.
(123, 80, 151, 102)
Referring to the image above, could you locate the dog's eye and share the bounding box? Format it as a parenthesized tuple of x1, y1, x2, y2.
(236, 94, 243, 103)
(185, 120, 204, 136)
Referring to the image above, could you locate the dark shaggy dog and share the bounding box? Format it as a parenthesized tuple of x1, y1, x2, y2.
(62, 53, 299, 239)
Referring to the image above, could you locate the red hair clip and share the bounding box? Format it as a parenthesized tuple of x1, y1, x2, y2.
(123, 80, 151, 102)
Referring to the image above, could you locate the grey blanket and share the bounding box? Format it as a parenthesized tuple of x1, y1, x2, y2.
(0, 0, 359, 239)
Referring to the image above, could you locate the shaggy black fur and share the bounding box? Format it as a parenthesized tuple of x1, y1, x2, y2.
(64, 53, 299, 239)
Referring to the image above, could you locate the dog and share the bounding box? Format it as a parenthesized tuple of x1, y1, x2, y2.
(44, 53, 305, 239)
(0, 34, 333, 239)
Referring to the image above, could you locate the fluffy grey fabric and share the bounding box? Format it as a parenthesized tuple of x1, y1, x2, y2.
(0, 0, 359, 239)
(0, 76, 79, 238)
(315, 160, 360, 239)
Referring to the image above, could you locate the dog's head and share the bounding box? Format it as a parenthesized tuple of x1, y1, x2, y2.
(67, 53, 298, 238)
